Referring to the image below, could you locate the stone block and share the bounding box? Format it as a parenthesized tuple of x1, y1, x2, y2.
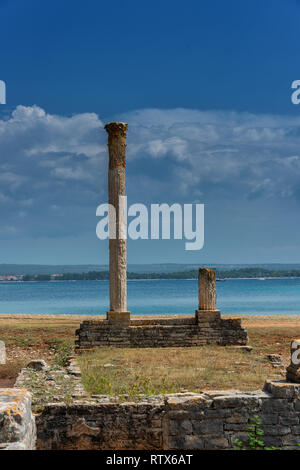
(203, 437, 229, 449)
(0, 340, 5, 364)
(224, 423, 249, 431)
(192, 420, 223, 435)
(262, 425, 290, 436)
(291, 425, 300, 434)
(264, 379, 300, 399)
(279, 416, 299, 426)
(212, 393, 261, 409)
(106, 311, 130, 326)
(169, 419, 193, 434)
(261, 399, 294, 414)
(226, 411, 249, 424)
(0, 388, 36, 450)
(259, 413, 278, 425)
(26, 359, 48, 371)
(195, 310, 221, 323)
(282, 435, 300, 446)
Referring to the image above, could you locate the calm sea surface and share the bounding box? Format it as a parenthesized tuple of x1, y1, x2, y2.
(0, 278, 300, 315)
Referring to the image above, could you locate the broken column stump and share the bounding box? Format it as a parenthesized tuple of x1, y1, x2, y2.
(193, 268, 247, 344)
(195, 268, 221, 323)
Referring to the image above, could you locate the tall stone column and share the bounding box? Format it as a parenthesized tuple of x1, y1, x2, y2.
(195, 268, 220, 322)
(105, 122, 130, 325)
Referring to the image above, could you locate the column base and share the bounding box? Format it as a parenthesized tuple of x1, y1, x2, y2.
(195, 309, 221, 324)
(106, 311, 131, 326)
(286, 366, 300, 383)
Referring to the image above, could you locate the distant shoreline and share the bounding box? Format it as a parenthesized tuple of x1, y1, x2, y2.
(1, 276, 300, 282)
(3, 266, 300, 282)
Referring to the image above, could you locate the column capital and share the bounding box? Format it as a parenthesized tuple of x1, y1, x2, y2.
(105, 122, 128, 170)
(105, 122, 128, 136)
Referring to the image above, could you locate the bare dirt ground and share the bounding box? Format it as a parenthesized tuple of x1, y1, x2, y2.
(0, 313, 299, 390)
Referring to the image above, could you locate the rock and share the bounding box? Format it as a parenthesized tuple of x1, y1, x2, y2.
(267, 354, 282, 364)
(232, 345, 253, 352)
(66, 361, 81, 377)
(0, 340, 6, 364)
(0, 389, 36, 449)
(26, 360, 48, 371)
(67, 418, 99, 438)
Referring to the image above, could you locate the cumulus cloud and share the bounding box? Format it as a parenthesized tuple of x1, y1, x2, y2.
(0, 105, 106, 238)
(0, 104, 300, 239)
(120, 108, 300, 200)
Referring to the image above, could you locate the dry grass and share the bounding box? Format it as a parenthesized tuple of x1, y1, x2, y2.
(1, 313, 300, 394)
(78, 316, 300, 396)
(79, 346, 271, 396)
(77, 343, 287, 397)
(0, 316, 79, 384)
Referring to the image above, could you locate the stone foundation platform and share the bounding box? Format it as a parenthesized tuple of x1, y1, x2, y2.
(75, 311, 248, 350)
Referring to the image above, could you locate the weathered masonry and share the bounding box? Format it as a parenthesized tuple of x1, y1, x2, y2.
(7, 341, 300, 450)
(76, 268, 247, 349)
(75, 123, 247, 349)
(32, 382, 300, 450)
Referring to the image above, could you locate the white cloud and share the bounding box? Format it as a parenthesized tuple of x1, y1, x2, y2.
(120, 107, 300, 199)
(0, 104, 300, 238)
(51, 166, 91, 181)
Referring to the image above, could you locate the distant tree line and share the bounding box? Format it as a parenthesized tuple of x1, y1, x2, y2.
(21, 267, 300, 281)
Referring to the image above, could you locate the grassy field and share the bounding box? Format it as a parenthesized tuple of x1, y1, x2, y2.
(0, 314, 299, 392)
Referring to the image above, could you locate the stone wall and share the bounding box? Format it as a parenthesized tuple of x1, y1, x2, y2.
(35, 381, 300, 450)
(0, 389, 36, 450)
(36, 401, 165, 450)
(75, 315, 247, 350)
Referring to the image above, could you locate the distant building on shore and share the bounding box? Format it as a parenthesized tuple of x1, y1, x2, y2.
(0, 275, 21, 281)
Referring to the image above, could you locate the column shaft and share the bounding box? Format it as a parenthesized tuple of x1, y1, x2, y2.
(198, 268, 217, 311)
(105, 122, 128, 315)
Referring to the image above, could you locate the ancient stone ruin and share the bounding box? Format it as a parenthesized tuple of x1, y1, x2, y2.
(7, 342, 300, 450)
(76, 266, 247, 349)
(75, 123, 247, 349)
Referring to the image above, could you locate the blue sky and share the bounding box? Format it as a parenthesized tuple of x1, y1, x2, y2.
(1, 0, 300, 264)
